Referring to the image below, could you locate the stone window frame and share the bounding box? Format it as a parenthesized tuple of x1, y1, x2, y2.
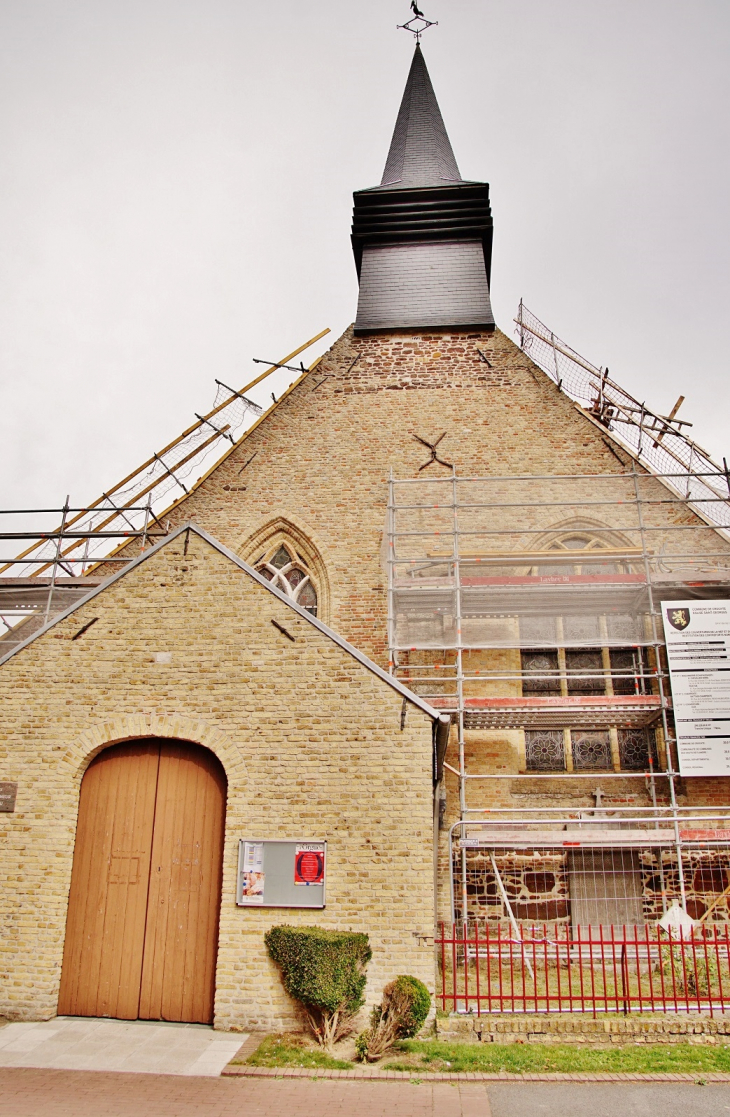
(254, 542, 318, 616)
(239, 518, 331, 625)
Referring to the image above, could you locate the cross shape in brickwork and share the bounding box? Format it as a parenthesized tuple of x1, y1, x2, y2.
(413, 431, 453, 472)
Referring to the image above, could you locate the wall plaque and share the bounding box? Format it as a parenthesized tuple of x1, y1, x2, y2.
(0, 782, 18, 812)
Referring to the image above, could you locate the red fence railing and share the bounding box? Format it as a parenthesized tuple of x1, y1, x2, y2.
(435, 922, 730, 1016)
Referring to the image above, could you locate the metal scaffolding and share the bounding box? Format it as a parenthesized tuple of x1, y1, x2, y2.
(386, 306, 730, 928)
(390, 495, 730, 928)
(515, 302, 730, 529)
(386, 463, 730, 924)
(0, 330, 329, 651)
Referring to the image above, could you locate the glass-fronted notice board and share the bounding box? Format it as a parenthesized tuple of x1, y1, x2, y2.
(236, 839, 326, 908)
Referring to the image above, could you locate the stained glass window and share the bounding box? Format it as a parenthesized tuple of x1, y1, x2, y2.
(618, 728, 658, 771)
(521, 650, 561, 695)
(572, 729, 612, 770)
(525, 730, 565, 771)
(565, 649, 604, 695)
(270, 546, 292, 569)
(257, 545, 318, 616)
(610, 648, 647, 695)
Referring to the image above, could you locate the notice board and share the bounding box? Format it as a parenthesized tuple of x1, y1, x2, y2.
(662, 599, 730, 776)
(236, 839, 326, 908)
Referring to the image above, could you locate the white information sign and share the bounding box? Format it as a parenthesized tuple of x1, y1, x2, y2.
(662, 600, 730, 776)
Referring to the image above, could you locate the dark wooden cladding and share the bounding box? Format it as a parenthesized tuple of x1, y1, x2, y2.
(351, 183, 493, 283)
(58, 740, 226, 1024)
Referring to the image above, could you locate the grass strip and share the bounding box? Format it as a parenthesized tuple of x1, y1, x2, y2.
(383, 1039, 730, 1075)
(236, 1034, 730, 1075)
(235, 1033, 352, 1070)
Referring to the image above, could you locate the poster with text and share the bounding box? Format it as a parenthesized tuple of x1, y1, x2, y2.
(294, 843, 325, 886)
(239, 841, 265, 904)
(662, 600, 730, 776)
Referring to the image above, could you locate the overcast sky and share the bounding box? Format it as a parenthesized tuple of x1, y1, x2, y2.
(0, 0, 728, 516)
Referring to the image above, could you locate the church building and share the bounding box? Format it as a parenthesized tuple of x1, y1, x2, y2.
(1, 38, 729, 1031)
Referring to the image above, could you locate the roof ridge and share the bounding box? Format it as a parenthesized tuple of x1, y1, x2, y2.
(0, 521, 446, 727)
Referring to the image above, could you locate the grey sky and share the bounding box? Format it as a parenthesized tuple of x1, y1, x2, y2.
(0, 0, 728, 516)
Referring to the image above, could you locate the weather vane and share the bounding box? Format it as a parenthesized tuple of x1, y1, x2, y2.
(397, 2, 438, 41)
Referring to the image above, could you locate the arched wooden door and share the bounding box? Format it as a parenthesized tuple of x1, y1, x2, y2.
(58, 741, 226, 1023)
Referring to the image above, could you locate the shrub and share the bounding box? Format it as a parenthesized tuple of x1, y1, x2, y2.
(657, 933, 729, 997)
(356, 975, 431, 1062)
(265, 925, 372, 1050)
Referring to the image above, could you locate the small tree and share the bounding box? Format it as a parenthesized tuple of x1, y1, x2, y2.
(265, 925, 372, 1050)
(355, 975, 431, 1062)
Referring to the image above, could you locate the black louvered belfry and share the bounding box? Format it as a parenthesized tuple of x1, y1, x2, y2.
(352, 44, 495, 334)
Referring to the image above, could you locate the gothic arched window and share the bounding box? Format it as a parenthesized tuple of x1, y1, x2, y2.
(256, 544, 318, 616)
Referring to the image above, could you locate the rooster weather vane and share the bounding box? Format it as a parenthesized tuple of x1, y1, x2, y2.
(398, 1, 438, 41)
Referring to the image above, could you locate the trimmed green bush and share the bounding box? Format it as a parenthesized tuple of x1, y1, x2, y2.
(265, 925, 372, 1049)
(356, 974, 432, 1062)
(393, 974, 431, 1037)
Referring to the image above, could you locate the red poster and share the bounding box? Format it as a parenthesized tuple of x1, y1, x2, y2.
(294, 844, 325, 886)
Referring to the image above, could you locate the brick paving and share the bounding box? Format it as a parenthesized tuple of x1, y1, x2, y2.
(4, 1067, 730, 1117)
(223, 1064, 730, 1082)
(0, 1068, 490, 1117)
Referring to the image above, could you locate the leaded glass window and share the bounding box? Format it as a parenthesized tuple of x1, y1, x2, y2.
(572, 729, 612, 770)
(618, 728, 658, 771)
(610, 648, 647, 695)
(256, 544, 318, 616)
(525, 730, 565, 771)
(521, 650, 561, 695)
(565, 649, 604, 695)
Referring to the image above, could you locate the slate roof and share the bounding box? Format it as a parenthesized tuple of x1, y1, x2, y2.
(352, 45, 494, 333)
(380, 43, 462, 189)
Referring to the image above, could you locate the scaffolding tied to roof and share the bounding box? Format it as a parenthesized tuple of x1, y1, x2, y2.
(515, 301, 730, 533)
(0, 328, 329, 649)
(384, 306, 730, 931)
(0, 329, 329, 584)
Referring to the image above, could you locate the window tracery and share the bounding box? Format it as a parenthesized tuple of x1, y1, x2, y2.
(256, 544, 318, 616)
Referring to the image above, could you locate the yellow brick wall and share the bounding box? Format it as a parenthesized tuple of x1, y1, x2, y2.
(0, 530, 436, 1030)
(5, 323, 730, 1016)
(141, 325, 728, 668)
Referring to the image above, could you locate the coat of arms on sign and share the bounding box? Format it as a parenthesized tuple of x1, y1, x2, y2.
(667, 607, 691, 631)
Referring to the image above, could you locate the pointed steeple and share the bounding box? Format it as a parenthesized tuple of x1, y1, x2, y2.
(380, 44, 462, 188)
(351, 45, 495, 335)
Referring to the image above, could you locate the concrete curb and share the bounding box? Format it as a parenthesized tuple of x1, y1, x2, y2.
(222, 1065, 730, 1082)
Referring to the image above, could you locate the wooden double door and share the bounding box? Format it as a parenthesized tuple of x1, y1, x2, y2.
(58, 741, 226, 1023)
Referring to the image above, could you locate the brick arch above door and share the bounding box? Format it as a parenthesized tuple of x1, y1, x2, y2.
(65, 713, 247, 791)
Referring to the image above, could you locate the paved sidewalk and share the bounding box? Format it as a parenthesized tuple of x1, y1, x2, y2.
(1, 1068, 728, 1117)
(0, 1018, 245, 1076)
(1, 1069, 489, 1116)
(488, 1082, 730, 1117)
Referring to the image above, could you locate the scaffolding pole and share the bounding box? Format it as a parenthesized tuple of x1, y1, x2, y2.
(386, 467, 730, 926)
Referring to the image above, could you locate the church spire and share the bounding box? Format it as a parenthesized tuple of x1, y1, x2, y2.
(380, 43, 461, 188)
(351, 43, 495, 335)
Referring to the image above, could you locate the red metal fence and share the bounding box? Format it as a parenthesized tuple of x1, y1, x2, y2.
(436, 922, 730, 1016)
